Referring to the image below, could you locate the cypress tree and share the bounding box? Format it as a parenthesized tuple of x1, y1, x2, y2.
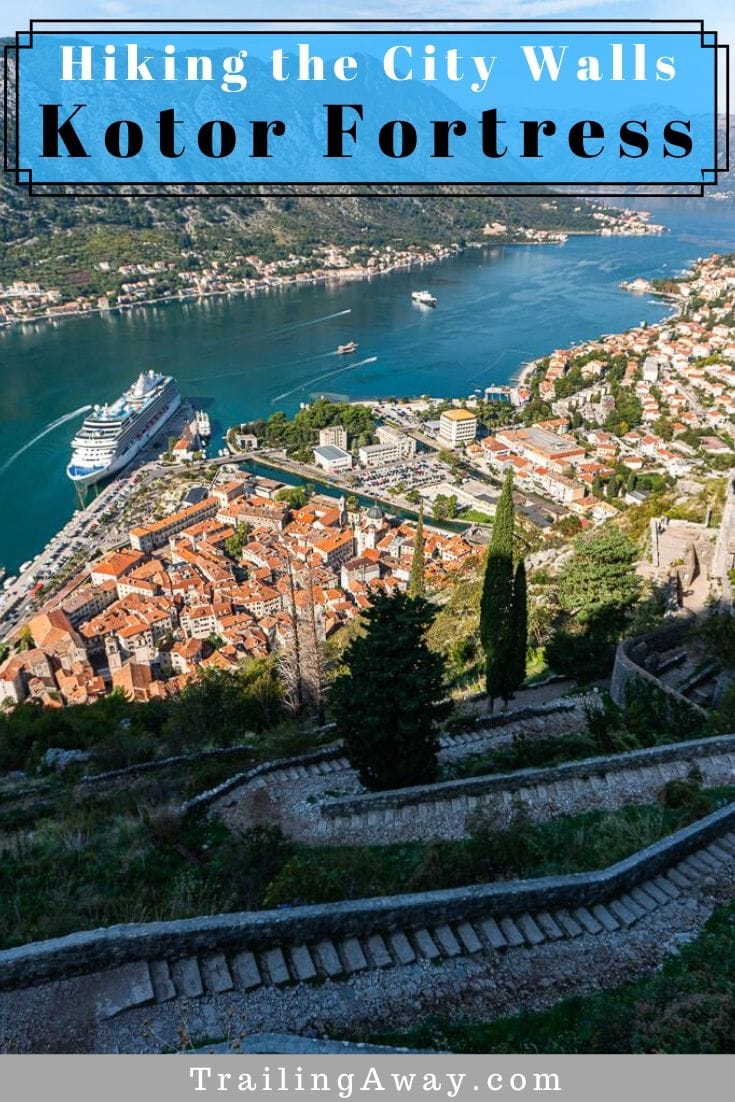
(331, 591, 450, 790)
(511, 558, 528, 692)
(408, 507, 426, 598)
(480, 470, 516, 705)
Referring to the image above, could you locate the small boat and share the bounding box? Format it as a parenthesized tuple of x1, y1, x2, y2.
(411, 290, 437, 307)
(337, 341, 358, 354)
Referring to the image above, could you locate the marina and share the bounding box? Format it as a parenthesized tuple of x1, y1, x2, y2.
(1, 197, 735, 573)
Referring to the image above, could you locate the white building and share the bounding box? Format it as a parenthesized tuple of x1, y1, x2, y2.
(358, 441, 407, 466)
(375, 424, 417, 459)
(439, 408, 477, 447)
(313, 444, 353, 474)
(318, 425, 348, 449)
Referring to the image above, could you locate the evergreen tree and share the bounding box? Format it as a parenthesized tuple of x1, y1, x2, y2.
(408, 507, 426, 598)
(511, 558, 528, 691)
(331, 591, 450, 791)
(480, 470, 516, 705)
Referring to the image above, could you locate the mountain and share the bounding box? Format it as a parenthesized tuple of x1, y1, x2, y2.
(0, 42, 604, 296)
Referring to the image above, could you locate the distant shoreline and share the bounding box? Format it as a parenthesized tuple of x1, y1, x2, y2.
(0, 220, 664, 334)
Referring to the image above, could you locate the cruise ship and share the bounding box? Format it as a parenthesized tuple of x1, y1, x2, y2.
(66, 371, 181, 486)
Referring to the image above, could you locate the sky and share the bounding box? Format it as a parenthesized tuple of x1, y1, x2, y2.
(1, 0, 732, 41)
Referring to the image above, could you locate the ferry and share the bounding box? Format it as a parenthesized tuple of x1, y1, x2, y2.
(337, 341, 358, 354)
(411, 290, 437, 307)
(195, 410, 211, 439)
(67, 371, 181, 486)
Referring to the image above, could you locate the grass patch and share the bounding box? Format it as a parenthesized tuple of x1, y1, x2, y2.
(2, 757, 731, 951)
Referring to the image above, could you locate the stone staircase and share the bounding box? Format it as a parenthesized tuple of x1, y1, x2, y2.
(311, 742, 735, 844)
(654, 649, 718, 703)
(93, 828, 735, 1021)
(263, 757, 352, 786)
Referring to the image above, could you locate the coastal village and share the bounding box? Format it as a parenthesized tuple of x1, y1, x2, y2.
(2, 250, 735, 707)
(0, 206, 662, 328)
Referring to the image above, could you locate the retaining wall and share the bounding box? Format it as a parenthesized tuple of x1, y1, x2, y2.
(1, 801, 734, 992)
(610, 620, 706, 714)
(324, 734, 735, 819)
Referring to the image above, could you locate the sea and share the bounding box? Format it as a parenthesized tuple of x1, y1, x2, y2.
(1, 197, 735, 574)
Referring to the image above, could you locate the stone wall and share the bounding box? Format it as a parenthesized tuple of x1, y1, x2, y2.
(610, 620, 706, 713)
(1, 801, 733, 992)
(182, 743, 345, 817)
(310, 734, 735, 844)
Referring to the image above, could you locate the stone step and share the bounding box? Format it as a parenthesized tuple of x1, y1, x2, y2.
(618, 893, 647, 920)
(498, 917, 525, 948)
(433, 924, 462, 957)
(639, 880, 670, 906)
(263, 947, 291, 985)
(149, 960, 176, 1003)
(628, 887, 659, 914)
(516, 913, 545, 946)
(340, 937, 368, 974)
(608, 898, 637, 927)
(714, 834, 735, 857)
(591, 904, 619, 932)
(667, 865, 696, 889)
(553, 909, 584, 938)
(413, 928, 441, 960)
(535, 911, 564, 940)
(231, 950, 262, 991)
(171, 957, 204, 998)
(366, 934, 393, 969)
(96, 961, 155, 1021)
(388, 930, 416, 966)
(479, 917, 508, 950)
(573, 906, 604, 935)
(456, 922, 483, 955)
(678, 856, 707, 879)
(290, 945, 317, 982)
(705, 841, 733, 864)
(692, 849, 721, 872)
(652, 874, 680, 900)
(315, 940, 343, 977)
(201, 953, 234, 994)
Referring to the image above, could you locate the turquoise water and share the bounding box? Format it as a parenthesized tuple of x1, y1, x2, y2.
(1, 197, 734, 572)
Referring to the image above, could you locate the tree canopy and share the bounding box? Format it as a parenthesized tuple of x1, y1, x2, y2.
(331, 591, 450, 790)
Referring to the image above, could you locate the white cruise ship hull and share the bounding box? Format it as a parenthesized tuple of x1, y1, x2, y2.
(66, 392, 182, 486)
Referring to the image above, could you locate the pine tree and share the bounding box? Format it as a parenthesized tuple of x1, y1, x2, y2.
(408, 507, 426, 598)
(331, 591, 450, 791)
(511, 558, 528, 692)
(480, 470, 516, 705)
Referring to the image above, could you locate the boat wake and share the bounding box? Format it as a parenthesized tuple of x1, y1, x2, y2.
(272, 356, 377, 404)
(0, 405, 92, 474)
(191, 310, 353, 383)
(276, 308, 352, 335)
